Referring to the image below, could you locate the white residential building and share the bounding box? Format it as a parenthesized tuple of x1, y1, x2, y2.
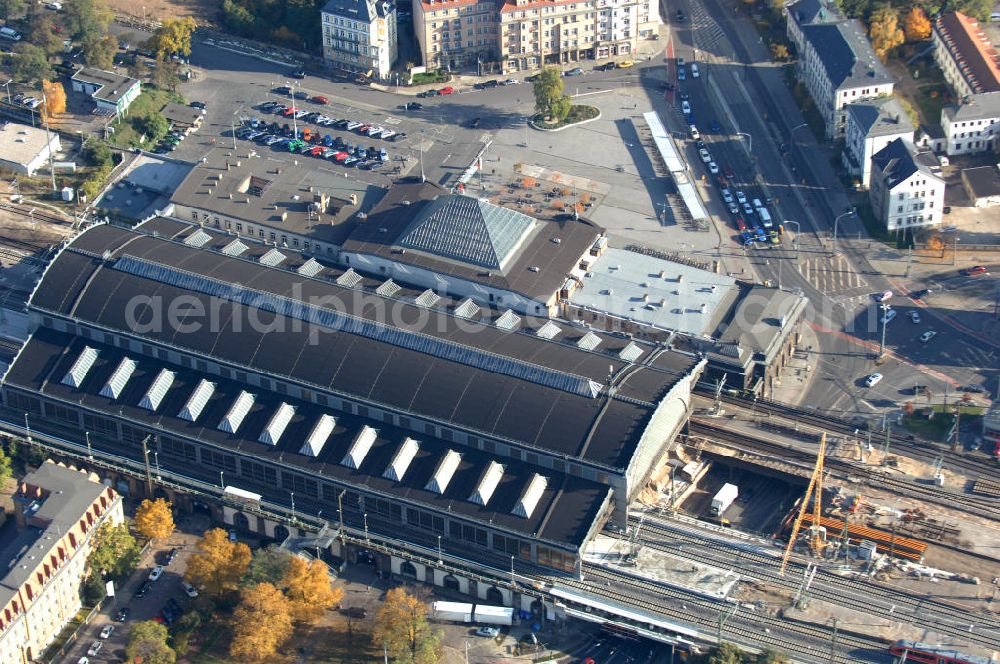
(842, 97, 914, 188)
(321, 0, 398, 79)
(786, 0, 894, 138)
(940, 91, 1000, 156)
(869, 138, 945, 232)
(0, 462, 123, 664)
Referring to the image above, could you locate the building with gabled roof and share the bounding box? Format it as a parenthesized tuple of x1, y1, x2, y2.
(2, 220, 705, 580)
(842, 97, 914, 188)
(933, 11, 1000, 99)
(869, 138, 945, 231)
(0, 463, 123, 664)
(341, 182, 606, 315)
(321, 0, 398, 79)
(785, 0, 894, 138)
(940, 91, 1000, 156)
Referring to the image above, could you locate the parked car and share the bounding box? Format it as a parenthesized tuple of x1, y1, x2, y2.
(864, 373, 883, 387)
(288, 69, 306, 79)
(909, 289, 931, 300)
(165, 548, 179, 565)
(476, 626, 501, 637)
(880, 309, 897, 325)
(403, 102, 424, 111)
(189, 101, 206, 109)
(500, 78, 519, 85)
(908, 310, 921, 323)
(681, 101, 691, 115)
(708, 161, 719, 174)
(963, 265, 988, 276)
(564, 67, 584, 76)
(698, 148, 711, 163)
(616, 60, 634, 68)
(100, 625, 114, 639)
(439, 86, 455, 94)
(149, 565, 164, 581)
(87, 642, 103, 657)
(311, 95, 329, 104)
(115, 607, 129, 622)
(135, 581, 152, 597)
(919, 330, 937, 343)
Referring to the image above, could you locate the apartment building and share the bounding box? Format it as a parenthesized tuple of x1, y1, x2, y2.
(321, 0, 398, 79)
(842, 96, 914, 188)
(413, 0, 500, 72)
(869, 138, 945, 232)
(499, 0, 598, 72)
(786, 0, 893, 138)
(0, 462, 123, 664)
(933, 11, 1000, 100)
(940, 91, 1000, 156)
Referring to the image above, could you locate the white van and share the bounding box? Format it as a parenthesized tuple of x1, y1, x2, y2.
(0, 26, 22, 41)
(752, 198, 764, 211)
(690, 125, 700, 140)
(691, 63, 700, 78)
(990, 11, 1000, 21)
(758, 208, 773, 228)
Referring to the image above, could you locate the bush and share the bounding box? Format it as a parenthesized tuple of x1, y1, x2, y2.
(82, 142, 113, 170)
(411, 69, 449, 85)
(82, 575, 105, 605)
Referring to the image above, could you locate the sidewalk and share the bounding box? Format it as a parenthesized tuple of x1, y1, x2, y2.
(769, 321, 821, 406)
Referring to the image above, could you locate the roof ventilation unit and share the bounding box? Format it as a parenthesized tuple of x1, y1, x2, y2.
(179, 379, 216, 422)
(99, 357, 137, 399)
(513, 474, 547, 518)
(469, 461, 504, 506)
(259, 402, 296, 445)
(454, 298, 480, 320)
(218, 390, 255, 433)
(383, 437, 420, 482)
(184, 229, 212, 248)
(495, 309, 521, 331)
(221, 239, 248, 256)
(413, 289, 440, 308)
(576, 331, 602, 351)
(535, 320, 562, 340)
(297, 258, 324, 277)
(425, 450, 462, 494)
(341, 425, 378, 469)
(62, 346, 99, 388)
(259, 248, 287, 267)
(139, 369, 176, 412)
(618, 342, 644, 363)
(375, 279, 401, 297)
(300, 414, 336, 457)
(336, 268, 363, 288)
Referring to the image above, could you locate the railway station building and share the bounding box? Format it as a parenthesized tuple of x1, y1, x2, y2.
(1, 220, 704, 581)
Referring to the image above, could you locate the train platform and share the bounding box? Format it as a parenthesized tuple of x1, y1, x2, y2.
(583, 533, 739, 601)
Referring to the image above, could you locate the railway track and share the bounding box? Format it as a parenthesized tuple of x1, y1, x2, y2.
(0, 201, 73, 228)
(630, 516, 1000, 651)
(695, 391, 999, 482)
(688, 418, 999, 521)
(568, 565, 882, 663)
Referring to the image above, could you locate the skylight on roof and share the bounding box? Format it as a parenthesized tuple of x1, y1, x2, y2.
(513, 473, 547, 518)
(469, 461, 504, 506)
(221, 240, 248, 256)
(99, 357, 137, 399)
(536, 321, 562, 340)
(300, 414, 336, 457)
(341, 425, 377, 469)
(425, 450, 461, 494)
(383, 437, 420, 482)
(259, 248, 287, 267)
(454, 298, 480, 319)
(179, 379, 215, 422)
(184, 229, 212, 248)
(297, 258, 324, 277)
(259, 402, 295, 445)
(413, 289, 440, 308)
(139, 369, 175, 412)
(336, 268, 362, 288)
(218, 390, 255, 433)
(618, 342, 644, 363)
(495, 309, 521, 331)
(576, 331, 602, 351)
(62, 346, 99, 388)
(375, 279, 401, 297)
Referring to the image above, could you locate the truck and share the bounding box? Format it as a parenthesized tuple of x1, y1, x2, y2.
(473, 605, 513, 626)
(432, 601, 473, 623)
(710, 483, 739, 516)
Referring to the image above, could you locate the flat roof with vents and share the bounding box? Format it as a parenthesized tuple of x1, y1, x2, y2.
(384, 437, 420, 482)
(301, 414, 336, 457)
(259, 402, 296, 445)
(139, 369, 175, 411)
(179, 379, 215, 422)
(62, 346, 99, 388)
(469, 461, 504, 506)
(342, 425, 378, 469)
(0, 123, 60, 171)
(99, 357, 137, 399)
(426, 450, 462, 494)
(219, 390, 255, 433)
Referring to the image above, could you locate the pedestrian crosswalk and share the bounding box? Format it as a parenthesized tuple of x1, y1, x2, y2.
(799, 254, 869, 295)
(939, 345, 996, 372)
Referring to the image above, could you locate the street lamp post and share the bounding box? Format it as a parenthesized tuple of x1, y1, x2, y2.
(154, 451, 161, 480)
(878, 303, 891, 359)
(952, 234, 960, 266)
(2, 79, 11, 104)
(86, 431, 93, 460)
(832, 209, 854, 256)
(736, 131, 751, 155)
(437, 535, 443, 563)
(290, 491, 296, 523)
(363, 513, 369, 542)
(510, 554, 515, 586)
(219, 470, 225, 489)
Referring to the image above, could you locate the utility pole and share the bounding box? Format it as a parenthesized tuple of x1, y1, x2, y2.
(881, 423, 891, 463)
(828, 618, 840, 663)
(878, 304, 890, 359)
(905, 246, 913, 278)
(338, 489, 346, 543)
(41, 93, 57, 192)
(141, 435, 154, 497)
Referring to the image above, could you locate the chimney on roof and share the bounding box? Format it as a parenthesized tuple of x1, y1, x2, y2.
(236, 161, 241, 168)
(226, 162, 231, 171)
(228, 193, 233, 199)
(276, 167, 281, 175)
(281, 211, 288, 222)
(207, 188, 213, 195)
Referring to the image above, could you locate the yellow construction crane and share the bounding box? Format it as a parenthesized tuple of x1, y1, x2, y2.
(780, 432, 827, 576)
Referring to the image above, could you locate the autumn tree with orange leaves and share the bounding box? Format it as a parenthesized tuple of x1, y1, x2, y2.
(282, 556, 343, 624)
(229, 583, 293, 662)
(41, 80, 66, 119)
(184, 528, 251, 597)
(903, 7, 931, 42)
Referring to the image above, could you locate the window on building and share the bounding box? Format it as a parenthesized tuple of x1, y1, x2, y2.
(201, 448, 237, 472)
(281, 471, 318, 497)
(83, 413, 118, 437)
(160, 437, 198, 463)
(241, 459, 277, 485)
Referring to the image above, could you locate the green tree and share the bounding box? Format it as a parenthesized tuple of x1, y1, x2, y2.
(868, 5, 904, 61)
(27, 12, 63, 57)
(951, 0, 993, 21)
(0, 0, 26, 20)
(13, 43, 54, 84)
(126, 620, 176, 664)
(532, 66, 565, 120)
(708, 643, 747, 664)
(836, 0, 874, 18)
(150, 17, 197, 59)
(373, 587, 441, 664)
(87, 521, 140, 579)
(138, 111, 169, 142)
(79, 175, 105, 202)
(65, 0, 113, 43)
(82, 34, 118, 69)
(127, 57, 149, 81)
(551, 95, 572, 122)
(244, 546, 293, 586)
(82, 141, 113, 170)
(757, 649, 791, 664)
(152, 56, 181, 91)
(0, 443, 11, 489)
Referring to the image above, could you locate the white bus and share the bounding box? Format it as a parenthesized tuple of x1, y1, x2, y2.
(758, 207, 773, 229)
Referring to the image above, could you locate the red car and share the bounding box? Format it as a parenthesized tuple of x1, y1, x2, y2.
(308, 146, 324, 156)
(735, 218, 747, 231)
(357, 124, 371, 133)
(724, 165, 735, 179)
(311, 95, 329, 104)
(964, 265, 988, 276)
(282, 106, 300, 116)
(439, 86, 455, 95)
(332, 151, 349, 161)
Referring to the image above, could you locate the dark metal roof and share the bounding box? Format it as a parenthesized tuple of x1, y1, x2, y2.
(29, 224, 699, 469)
(801, 21, 892, 91)
(871, 139, 940, 189)
(342, 182, 602, 303)
(5, 327, 609, 548)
